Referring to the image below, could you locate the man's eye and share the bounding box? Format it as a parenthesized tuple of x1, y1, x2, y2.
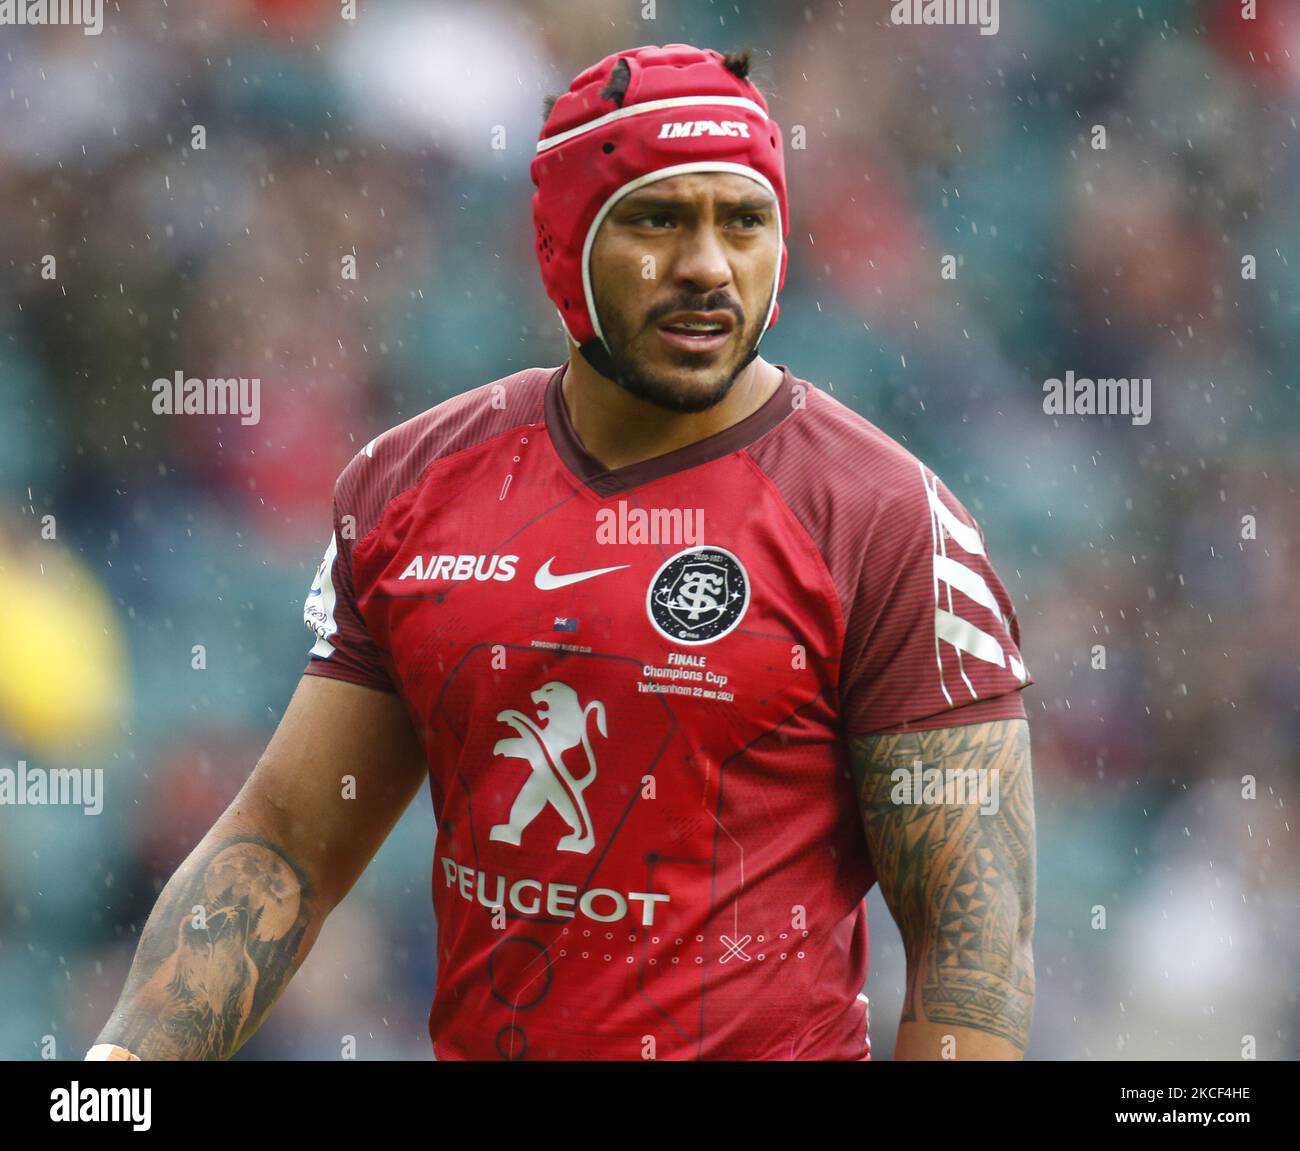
(636, 213, 674, 228)
(733, 214, 765, 229)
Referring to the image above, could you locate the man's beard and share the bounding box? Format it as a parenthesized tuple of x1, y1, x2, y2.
(591, 308, 762, 414)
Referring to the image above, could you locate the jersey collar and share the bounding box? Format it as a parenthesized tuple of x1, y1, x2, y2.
(544, 361, 800, 497)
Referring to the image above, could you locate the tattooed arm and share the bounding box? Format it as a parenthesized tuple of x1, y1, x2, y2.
(92, 675, 427, 1060)
(850, 717, 1036, 1060)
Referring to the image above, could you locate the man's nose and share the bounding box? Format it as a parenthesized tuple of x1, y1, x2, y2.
(671, 225, 733, 292)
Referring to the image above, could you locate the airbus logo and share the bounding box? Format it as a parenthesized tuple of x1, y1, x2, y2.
(534, 557, 629, 591)
(398, 554, 518, 582)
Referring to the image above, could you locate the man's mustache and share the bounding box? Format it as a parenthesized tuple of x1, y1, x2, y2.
(648, 302, 744, 326)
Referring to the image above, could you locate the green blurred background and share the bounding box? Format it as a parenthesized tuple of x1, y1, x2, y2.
(0, 0, 1296, 1059)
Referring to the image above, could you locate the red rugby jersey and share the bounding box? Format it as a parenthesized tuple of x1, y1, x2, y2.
(302, 363, 1031, 1060)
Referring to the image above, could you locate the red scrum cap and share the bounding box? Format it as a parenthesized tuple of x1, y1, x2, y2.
(530, 44, 789, 363)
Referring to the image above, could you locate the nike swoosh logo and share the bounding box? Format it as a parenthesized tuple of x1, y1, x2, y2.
(534, 557, 630, 590)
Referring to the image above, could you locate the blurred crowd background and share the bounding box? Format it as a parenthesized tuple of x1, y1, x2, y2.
(0, 0, 1296, 1060)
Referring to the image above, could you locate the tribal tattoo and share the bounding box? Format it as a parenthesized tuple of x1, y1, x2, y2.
(850, 718, 1036, 1052)
(96, 836, 317, 1060)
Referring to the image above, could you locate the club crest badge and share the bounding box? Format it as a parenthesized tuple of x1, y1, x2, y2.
(646, 546, 749, 645)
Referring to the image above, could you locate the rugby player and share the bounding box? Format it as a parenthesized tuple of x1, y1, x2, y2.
(89, 43, 1035, 1062)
